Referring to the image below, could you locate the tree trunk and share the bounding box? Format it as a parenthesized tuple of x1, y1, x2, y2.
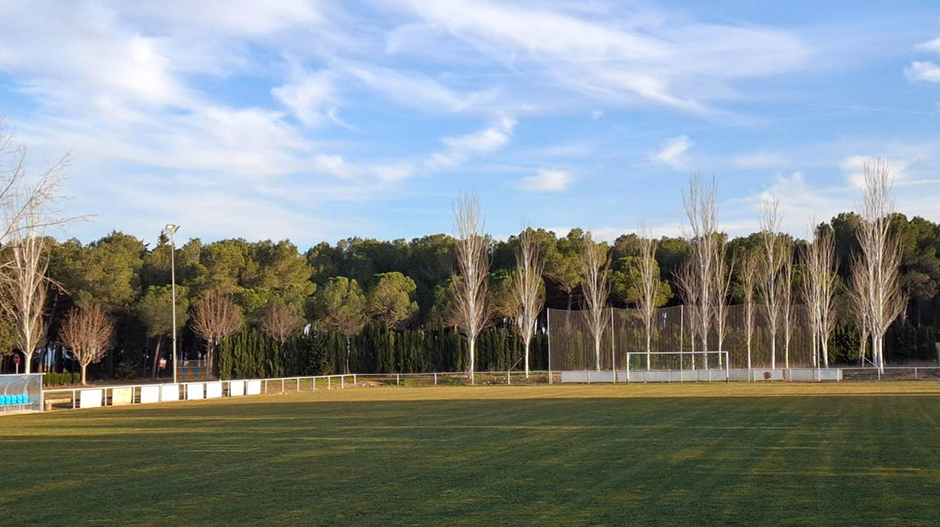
(468, 337, 475, 384)
(81, 363, 88, 385)
(151, 338, 163, 379)
(345, 336, 351, 375)
(646, 330, 651, 371)
(523, 337, 530, 378)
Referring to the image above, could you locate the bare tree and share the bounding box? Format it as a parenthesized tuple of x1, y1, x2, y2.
(674, 258, 701, 370)
(780, 242, 794, 369)
(741, 251, 760, 371)
(854, 159, 906, 373)
(59, 304, 111, 385)
(802, 223, 838, 369)
(816, 230, 838, 369)
(579, 233, 610, 371)
(190, 289, 244, 372)
(683, 174, 719, 368)
(261, 300, 304, 344)
(634, 224, 658, 371)
(712, 239, 734, 368)
(451, 192, 489, 384)
(758, 196, 786, 370)
(513, 227, 545, 378)
(0, 119, 69, 374)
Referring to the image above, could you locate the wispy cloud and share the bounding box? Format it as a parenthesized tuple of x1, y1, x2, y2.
(648, 135, 693, 169)
(516, 169, 572, 193)
(426, 115, 516, 169)
(400, 0, 810, 113)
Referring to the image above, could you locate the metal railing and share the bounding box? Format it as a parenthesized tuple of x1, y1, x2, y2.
(353, 370, 551, 386)
(42, 374, 356, 411)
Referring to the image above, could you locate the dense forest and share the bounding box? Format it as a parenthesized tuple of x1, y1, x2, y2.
(3, 210, 939, 381)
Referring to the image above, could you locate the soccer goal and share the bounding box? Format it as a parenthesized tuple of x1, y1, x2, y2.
(623, 351, 729, 383)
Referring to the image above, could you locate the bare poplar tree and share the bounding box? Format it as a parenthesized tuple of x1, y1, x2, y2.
(0, 119, 69, 374)
(758, 197, 785, 370)
(741, 251, 760, 371)
(816, 229, 837, 369)
(683, 174, 719, 367)
(674, 258, 701, 370)
(59, 304, 112, 385)
(191, 289, 244, 372)
(854, 159, 906, 373)
(579, 233, 610, 371)
(712, 239, 734, 368)
(261, 300, 304, 344)
(780, 242, 794, 369)
(802, 224, 838, 369)
(451, 192, 489, 384)
(634, 224, 658, 371)
(849, 255, 873, 365)
(512, 227, 545, 378)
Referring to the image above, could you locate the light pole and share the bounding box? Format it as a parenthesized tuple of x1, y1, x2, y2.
(162, 224, 180, 384)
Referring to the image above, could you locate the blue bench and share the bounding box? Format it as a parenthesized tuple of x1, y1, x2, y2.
(1, 394, 30, 405)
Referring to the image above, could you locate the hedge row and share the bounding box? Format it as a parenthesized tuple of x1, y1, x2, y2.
(217, 323, 549, 380)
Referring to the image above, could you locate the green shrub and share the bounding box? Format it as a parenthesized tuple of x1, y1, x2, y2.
(42, 372, 81, 386)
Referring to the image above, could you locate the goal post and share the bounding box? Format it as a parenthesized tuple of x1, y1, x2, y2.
(623, 351, 729, 383)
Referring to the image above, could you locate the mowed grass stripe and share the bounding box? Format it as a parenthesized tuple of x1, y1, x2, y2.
(1, 383, 938, 526)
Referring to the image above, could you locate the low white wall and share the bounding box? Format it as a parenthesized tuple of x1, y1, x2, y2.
(161, 384, 179, 402)
(785, 368, 842, 381)
(79, 389, 102, 408)
(230, 380, 245, 397)
(246, 380, 262, 395)
(140, 385, 160, 404)
(205, 381, 223, 399)
(112, 387, 133, 406)
(186, 383, 204, 400)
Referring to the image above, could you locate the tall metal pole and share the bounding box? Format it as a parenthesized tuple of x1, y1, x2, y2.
(163, 224, 180, 384)
(171, 234, 177, 384)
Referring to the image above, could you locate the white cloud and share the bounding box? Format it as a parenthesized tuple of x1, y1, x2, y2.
(271, 69, 338, 128)
(905, 61, 940, 84)
(426, 115, 516, 169)
(400, 0, 810, 113)
(344, 63, 499, 114)
(648, 135, 693, 169)
(916, 37, 940, 54)
(516, 169, 572, 193)
(591, 110, 603, 120)
(839, 155, 907, 189)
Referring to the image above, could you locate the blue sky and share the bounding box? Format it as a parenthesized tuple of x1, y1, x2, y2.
(1, 1, 939, 247)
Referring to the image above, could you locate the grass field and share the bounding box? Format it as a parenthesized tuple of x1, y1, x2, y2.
(3, 382, 940, 526)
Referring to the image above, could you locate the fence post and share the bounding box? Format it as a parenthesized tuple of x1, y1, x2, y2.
(328, 377, 331, 390)
(353, 374, 357, 385)
(396, 374, 400, 386)
(297, 378, 300, 392)
(72, 389, 76, 409)
(507, 370, 511, 385)
(434, 373, 437, 385)
(341, 376, 345, 389)
(914, 367, 918, 380)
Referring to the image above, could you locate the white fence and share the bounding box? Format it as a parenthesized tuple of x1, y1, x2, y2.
(558, 366, 940, 383)
(42, 374, 356, 411)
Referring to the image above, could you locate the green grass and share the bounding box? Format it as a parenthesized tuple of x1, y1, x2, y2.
(3, 382, 940, 526)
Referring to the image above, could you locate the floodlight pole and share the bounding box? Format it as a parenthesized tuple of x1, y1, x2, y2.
(163, 224, 180, 384)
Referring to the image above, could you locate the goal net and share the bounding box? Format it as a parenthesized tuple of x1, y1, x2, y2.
(623, 351, 729, 382)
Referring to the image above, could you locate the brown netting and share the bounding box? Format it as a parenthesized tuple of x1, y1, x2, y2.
(548, 304, 813, 371)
